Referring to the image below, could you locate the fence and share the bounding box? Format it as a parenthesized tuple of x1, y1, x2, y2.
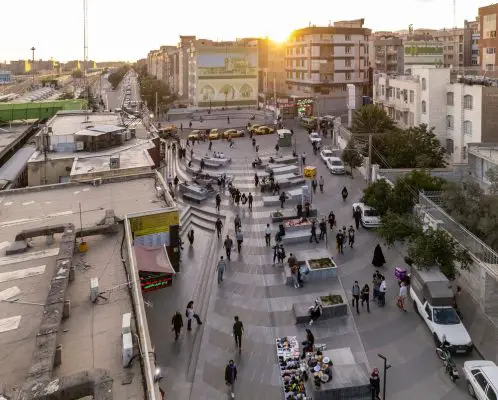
(418, 190, 498, 267)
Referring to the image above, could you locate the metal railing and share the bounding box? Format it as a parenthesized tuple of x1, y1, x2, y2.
(418, 191, 498, 266)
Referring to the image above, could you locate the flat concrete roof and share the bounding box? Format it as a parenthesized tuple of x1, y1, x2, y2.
(0, 123, 33, 158)
(0, 178, 165, 399)
(469, 146, 498, 164)
(44, 112, 121, 136)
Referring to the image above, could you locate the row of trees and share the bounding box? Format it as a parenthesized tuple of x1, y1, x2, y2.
(135, 64, 176, 115)
(351, 105, 447, 169)
(108, 65, 130, 89)
(362, 171, 472, 278)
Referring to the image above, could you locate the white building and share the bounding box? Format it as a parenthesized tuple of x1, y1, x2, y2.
(374, 69, 498, 164)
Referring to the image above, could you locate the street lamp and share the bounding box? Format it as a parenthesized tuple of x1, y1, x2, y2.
(377, 354, 391, 400)
(30, 46, 36, 87)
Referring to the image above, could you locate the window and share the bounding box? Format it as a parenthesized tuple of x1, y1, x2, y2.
(345, 46, 351, 54)
(464, 95, 473, 109)
(421, 100, 426, 113)
(422, 78, 426, 90)
(396, 88, 400, 99)
(488, 387, 497, 400)
(487, 30, 497, 38)
(446, 115, 454, 129)
(471, 60, 478, 65)
(464, 120, 472, 135)
(345, 34, 351, 41)
(487, 64, 495, 71)
(345, 59, 351, 67)
(381, 85, 385, 96)
(345, 72, 351, 80)
(472, 49, 479, 55)
(447, 92, 454, 105)
(486, 47, 496, 54)
(409, 90, 414, 103)
(472, 371, 488, 391)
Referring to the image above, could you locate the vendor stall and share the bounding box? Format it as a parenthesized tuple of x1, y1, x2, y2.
(276, 336, 311, 399)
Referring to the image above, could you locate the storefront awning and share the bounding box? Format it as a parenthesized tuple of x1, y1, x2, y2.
(134, 245, 176, 275)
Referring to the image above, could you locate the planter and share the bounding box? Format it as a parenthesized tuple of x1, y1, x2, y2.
(283, 218, 314, 233)
(319, 294, 347, 318)
(270, 208, 318, 223)
(305, 257, 337, 280)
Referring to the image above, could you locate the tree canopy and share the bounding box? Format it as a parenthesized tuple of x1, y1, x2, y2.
(138, 74, 176, 114)
(485, 165, 498, 195)
(108, 65, 130, 89)
(341, 138, 364, 176)
(351, 104, 396, 134)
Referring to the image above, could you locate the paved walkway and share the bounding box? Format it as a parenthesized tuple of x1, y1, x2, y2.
(147, 116, 476, 400)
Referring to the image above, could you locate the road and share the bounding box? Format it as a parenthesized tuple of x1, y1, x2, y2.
(145, 112, 477, 399)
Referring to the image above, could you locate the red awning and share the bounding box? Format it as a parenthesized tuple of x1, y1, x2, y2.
(134, 245, 176, 275)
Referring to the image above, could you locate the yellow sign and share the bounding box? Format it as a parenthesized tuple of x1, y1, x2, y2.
(303, 166, 317, 180)
(130, 211, 179, 237)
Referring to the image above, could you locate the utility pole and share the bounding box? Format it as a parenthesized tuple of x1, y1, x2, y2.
(155, 91, 158, 122)
(368, 133, 373, 183)
(30, 47, 36, 88)
(378, 354, 391, 400)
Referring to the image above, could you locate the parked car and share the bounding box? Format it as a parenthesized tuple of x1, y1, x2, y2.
(326, 157, 345, 175)
(320, 148, 335, 163)
(188, 130, 201, 140)
(209, 129, 221, 140)
(464, 360, 498, 399)
(223, 129, 244, 138)
(309, 132, 322, 148)
(254, 126, 274, 135)
(351, 202, 381, 228)
(248, 124, 261, 134)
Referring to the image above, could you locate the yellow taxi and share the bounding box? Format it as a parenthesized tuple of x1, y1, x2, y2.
(248, 124, 261, 134)
(223, 129, 244, 139)
(208, 129, 221, 140)
(188, 130, 201, 140)
(254, 125, 274, 135)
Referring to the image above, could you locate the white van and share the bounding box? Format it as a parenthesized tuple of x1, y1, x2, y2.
(464, 360, 498, 399)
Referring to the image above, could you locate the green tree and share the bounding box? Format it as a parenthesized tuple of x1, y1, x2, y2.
(352, 104, 397, 134)
(407, 228, 472, 279)
(485, 165, 498, 194)
(139, 75, 173, 112)
(341, 138, 364, 176)
(108, 65, 130, 89)
(361, 179, 393, 216)
(78, 86, 98, 112)
(377, 212, 423, 247)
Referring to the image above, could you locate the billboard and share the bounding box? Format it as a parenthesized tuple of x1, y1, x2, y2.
(196, 47, 258, 107)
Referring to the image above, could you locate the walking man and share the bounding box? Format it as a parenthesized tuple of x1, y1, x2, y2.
(279, 192, 286, 208)
(379, 276, 387, 307)
(171, 311, 183, 341)
(301, 152, 306, 166)
(319, 175, 324, 193)
(336, 230, 345, 254)
(215, 193, 221, 212)
(348, 226, 355, 248)
(185, 301, 203, 331)
(225, 360, 237, 399)
(234, 214, 241, 232)
(215, 217, 223, 238)
(224, 235, 233, 260)
(236, 229, 243, 253)
(353, 206, 362, 230)
(233, 316, 244, 351)
(248, 192, 253, 211)
(309, 220, 319, 243)
(319, 218, 327, 240)
(398, 281, 408, 312)
(361, 284, 371, 313)
(217, 256, 227, 284)
(265, 224, 272, 247)
(352, 281, 361, 315)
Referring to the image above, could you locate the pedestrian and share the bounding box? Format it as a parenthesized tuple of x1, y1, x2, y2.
(185, 301, 202, 330)
(174, 175, 179, 189)
(372, 244, 386, 268)
(171, 311, 183, 341)
(318, 175, 324, 193)
(379, 276, 387, 307)
(187, 229, 195, 246)
(189, 121, 192, 128)
(301, 152, 306, 166)
(225, 360, 237, 399)
(254, 173, 259, 187)
(233, 316, 244, 351)
(300, 329, 314, 359)
(234, 214, 241, 231)
(265, 223, 271, 247)
(279, 192, 286, 208)
(217, 256, 227, 284)
(180, 123, 183, 132)
(224, 235, 233, 260)
(311, 179, 317, 194)
(288, 253, 297, 269)
(236, 229, 243, 253)
(372, 271, 382, 302)
(361, 283, 370, 313)
(215, 193, 221, 212)
(272, 243, 281, 265)
(328, 211, 336, 229)
(309, 220, 319, 243)
(248, 192, 253, 211)
(275, 143, 280, 155)
(234, 191, 241, 206)
(290, 261, 299, 288)
(318, 218, 327, 240)
(341, 186, 348, 202)
(370, 368, 381, 400)
(348, 225, 355, 248)
(240, 193, 247, 207)
(352, 281, 360, 314)
(398, 281, 408, 312)
(209, 140, 213, 151)
(215, 217, 223, 238)
(227, 116, 230, 124)
(336, 230, 345, 254)
(353, 206, 362, 229)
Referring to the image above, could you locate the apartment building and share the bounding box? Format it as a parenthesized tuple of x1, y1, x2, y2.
(479, 4, 498, 71)
(285, 19, 371, 115)
(403, 35, 444, 72)
(464, 18, 480, 67)
(262, 41, 287, 102)
(178, 36, 196, 100)
(372, 36, 404, 74)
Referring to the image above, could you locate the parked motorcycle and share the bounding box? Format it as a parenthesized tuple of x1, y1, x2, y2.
(436, 343, 459, 382)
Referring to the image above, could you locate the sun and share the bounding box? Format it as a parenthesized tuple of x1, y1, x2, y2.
(268, 30, 290, 44)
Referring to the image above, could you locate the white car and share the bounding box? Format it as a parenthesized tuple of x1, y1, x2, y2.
(352, 202, 381, 228)
(320, 148, 335, 163)
(326, 157, 345, 175)
(309, 132, 322, 148)
(463, 360, 498, 399)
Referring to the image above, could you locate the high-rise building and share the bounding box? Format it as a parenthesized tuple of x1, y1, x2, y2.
(372, 35, 404, 75)
(285, 19, 371, 116)
(433, 28, 465, 68)
(464, 18, 480, 67)
(178, 36, 196, 100)
(478, 3, 498, 71)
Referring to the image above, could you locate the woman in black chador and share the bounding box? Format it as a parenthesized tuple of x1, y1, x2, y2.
(372, 244, 386, 268)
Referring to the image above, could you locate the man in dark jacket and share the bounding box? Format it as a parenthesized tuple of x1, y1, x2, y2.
(233, 316, 244, 351)
(171, 311, 183, 341)
(370, 368, 381, 399)
(225, 360, 237, 398)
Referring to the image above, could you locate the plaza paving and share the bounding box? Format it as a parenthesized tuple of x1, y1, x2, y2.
(146, 115, 477, 400)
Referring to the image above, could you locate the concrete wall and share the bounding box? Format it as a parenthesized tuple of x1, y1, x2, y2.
(481, 86, 498, 143)
(28, 158, 75, 186)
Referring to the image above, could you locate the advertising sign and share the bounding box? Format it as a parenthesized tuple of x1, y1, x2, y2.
(304, 166, 317, 180)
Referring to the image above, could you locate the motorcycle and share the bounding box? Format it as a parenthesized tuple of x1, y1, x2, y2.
(436, 345, 459, 382)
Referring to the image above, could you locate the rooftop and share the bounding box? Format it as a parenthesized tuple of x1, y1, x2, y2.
(0, 123, 34, 159)
(0, 177, 168, 399)
(469, 145, 498, 165)
(45, 111, 121, 136)
(0, 145, 35, 188)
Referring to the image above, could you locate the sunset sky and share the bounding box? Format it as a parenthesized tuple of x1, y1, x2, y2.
(1, 0, 491, 62)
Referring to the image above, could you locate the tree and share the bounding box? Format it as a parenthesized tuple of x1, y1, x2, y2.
(377, 212, 422, 247)
(361, 179, 393, 216)
(138, 75, 173, 113)
(351, 104, 397, 134)
(370, 124, 446, 168)
(407, 228, 472, 279)
(78, 86, 98, 112)
(485, 165, 498, 194)
(108, 65, 130, 89)
(341, 138, 364, 176)
(71, 69, 83, 78)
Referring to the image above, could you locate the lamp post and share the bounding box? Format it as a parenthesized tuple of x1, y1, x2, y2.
(377, 354, 391, 400)
(30, 46, 36, 87)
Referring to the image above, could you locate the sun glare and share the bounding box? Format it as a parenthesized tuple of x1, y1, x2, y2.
(268, 30, 290, 44)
